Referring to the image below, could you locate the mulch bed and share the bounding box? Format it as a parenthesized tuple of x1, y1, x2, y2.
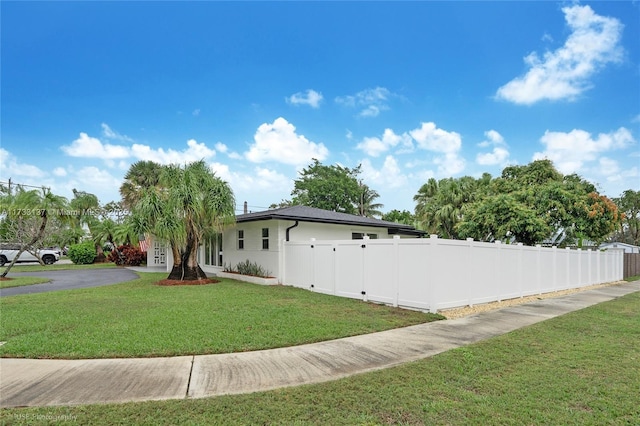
(155, 278, 220, 286)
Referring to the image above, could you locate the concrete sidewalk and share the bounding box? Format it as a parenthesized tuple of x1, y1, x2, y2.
(1, 281, 638, 408)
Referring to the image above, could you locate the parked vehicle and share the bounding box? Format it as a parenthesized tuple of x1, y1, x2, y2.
(0, 244, 61, 266)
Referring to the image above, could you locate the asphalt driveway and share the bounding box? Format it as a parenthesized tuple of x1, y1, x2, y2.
(0, 268, 140, 297)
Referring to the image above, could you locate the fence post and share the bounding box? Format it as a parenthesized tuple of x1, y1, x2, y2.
(495, 240, 502, 302)
(393, 235, 400, 307)
(536, 244, 542, 295)
(577, 248, 582, 288)
(466, 238, 474, 307)
(517, 243, 524, 298)
(310, 238, 316, 291)
(428, 234, 438, 313)
(587, 249, 592, 286)
(362, 236, 369, 302)
(552, 246, 558, 290)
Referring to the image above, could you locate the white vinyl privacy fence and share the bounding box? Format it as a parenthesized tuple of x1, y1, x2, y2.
(282, 236, 624, 313)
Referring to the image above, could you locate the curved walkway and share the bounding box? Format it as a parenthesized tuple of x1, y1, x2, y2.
(1, 280, 638, 408)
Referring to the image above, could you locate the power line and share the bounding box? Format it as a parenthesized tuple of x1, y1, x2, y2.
(0, 179, 50, 192)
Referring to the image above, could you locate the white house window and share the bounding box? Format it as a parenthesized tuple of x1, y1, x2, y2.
(352, 232, 378, 240)
(238, 230, 244, 250)
(262, 228, 269, 250)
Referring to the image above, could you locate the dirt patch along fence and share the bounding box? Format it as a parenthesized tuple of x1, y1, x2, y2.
(283, 236, 624, 313)
(624, 253, 640, 278)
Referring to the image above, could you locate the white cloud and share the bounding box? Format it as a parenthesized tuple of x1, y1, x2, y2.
(245, 117, 329, 165)
(409, 122, 462, 154)
(360, 155, 408, 189)
(335, 87, 393, 117)
(62, 132, 131, 159)
(52, 167, 67, 177)
(287, 89, 323, 108)
(409, 122, 466, 176)
(215, 142, 228, 153)
(533, 127, 635, 174)
(192, 109, 201, 116)
(496, 4, 623, 105)
(476, 130, 510, 166)
(477, 148, 510, 166)
(101, 123, 134, 142)
(0, 148, 47, 180)
(130, 139, 216, 165)
(357, 128, 412, 157)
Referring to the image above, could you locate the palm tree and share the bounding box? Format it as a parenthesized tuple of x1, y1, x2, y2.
(413, 177, 477, 239)
(131, 160, 236, 281)
(120, 160, 164, 209)
(70, 189, 105, 260)
(357, 184, 384, 218)
(0, 186, 67, 277)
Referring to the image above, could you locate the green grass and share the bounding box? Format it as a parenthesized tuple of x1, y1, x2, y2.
(1, 289, 637, 425)
(0, 273, 441, 359)
(625, 274, 640, 282)
(0, 276, 50, 289)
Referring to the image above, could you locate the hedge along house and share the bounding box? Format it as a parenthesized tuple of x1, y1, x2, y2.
(174, 205, 424, 283)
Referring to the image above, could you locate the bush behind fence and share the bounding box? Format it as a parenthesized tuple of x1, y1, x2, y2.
(283, 236, 623, 312)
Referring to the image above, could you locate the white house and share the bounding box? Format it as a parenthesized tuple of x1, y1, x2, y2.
(149, 206, 425, 282)
(599, 242, 640, 254)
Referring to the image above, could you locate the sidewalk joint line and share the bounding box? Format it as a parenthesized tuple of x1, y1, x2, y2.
(185, 355, 195, 399)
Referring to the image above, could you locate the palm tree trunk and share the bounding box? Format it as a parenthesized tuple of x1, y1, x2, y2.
(167, 235, 207, 281)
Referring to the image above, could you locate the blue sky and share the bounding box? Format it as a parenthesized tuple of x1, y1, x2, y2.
(1, 1, 639, 214)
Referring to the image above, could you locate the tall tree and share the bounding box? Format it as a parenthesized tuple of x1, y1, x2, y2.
(290, 159, 362, 214)
(413, 176, 480, 239)
(130, 160, 236, 281)
(613, 189, 640, 246)
(0, 186, 68, 277)
(120, 160, 164, 210)
(381, 209, 415, 226)
(69, 189, 106, 260)
(455, 160, 620, 245)
(357, 184, 384, 218)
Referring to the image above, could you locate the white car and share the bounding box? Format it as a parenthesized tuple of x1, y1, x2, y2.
(0, 244, 61, 266)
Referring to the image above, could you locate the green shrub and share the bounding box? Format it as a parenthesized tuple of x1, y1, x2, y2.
(67, 241, 97, 265)
(224, 259, 271, 278)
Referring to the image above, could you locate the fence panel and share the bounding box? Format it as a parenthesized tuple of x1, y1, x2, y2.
(311, 242, 336, 295)
(283, 242, 312, 288)
(427, 238, 471, 310)
(466, 241, 500, 306)
(624, 253, 640, 278)
(396, 240, 432, 311)
(363, 240, 397, 305)
(282, 238, 624, 312)
(334, 242, 364, 300)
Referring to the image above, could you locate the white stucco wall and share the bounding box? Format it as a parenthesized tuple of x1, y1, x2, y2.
(220, 219, 401, 282)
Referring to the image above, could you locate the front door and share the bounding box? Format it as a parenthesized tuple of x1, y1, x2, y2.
(153, 241, 166, 266)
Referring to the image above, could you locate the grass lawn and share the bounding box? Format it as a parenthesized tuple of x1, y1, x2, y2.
(0, 272, 442, 359)
(1, 286, 637, 425)
(0, 276, 50, 289)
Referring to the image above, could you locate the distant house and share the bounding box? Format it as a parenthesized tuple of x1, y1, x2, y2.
(151, 206, 425, 282)
(599, 242, 640, 254)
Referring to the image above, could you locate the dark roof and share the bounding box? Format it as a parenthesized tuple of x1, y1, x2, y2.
(236, 205, 426, 236)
